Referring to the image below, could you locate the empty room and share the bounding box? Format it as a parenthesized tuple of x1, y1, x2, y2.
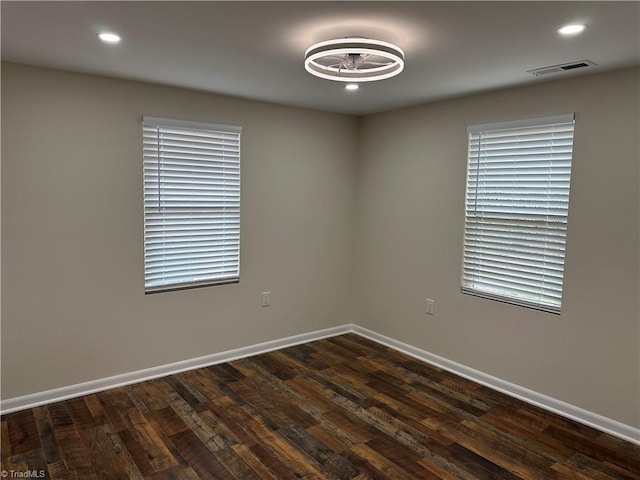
(1, 1, 639, 479)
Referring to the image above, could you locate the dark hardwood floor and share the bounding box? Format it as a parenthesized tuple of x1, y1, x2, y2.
(2, 333, 639, 479)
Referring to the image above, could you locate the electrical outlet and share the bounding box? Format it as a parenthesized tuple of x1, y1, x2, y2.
(426, 298, 435, 315)
(261, 291, 271, 307)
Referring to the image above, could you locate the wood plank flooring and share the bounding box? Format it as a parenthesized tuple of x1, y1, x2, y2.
(2, 333, 639, 479)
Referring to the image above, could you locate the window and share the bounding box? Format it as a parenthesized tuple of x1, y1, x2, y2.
(143, 116, 241, 293)
(461, 113, 575, 313)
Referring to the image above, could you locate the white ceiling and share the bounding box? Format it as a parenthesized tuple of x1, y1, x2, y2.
(2, 1, 639, 115)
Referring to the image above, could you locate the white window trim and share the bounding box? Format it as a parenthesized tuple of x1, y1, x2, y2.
(143, 116, 242, 136)
(467, 113, 575, 135)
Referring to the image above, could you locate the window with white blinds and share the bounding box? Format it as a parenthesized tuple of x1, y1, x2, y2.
(462, 113, 575, 313)
(143, 116, 241, 293)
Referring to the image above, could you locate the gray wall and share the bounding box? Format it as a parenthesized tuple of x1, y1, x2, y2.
(356, 67, 640, 427)
(1, 63, 359, 398)
(2, 63, 639, 429)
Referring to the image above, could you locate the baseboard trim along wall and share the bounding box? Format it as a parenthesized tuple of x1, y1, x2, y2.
(2, 323, 638, 445)
(0, 324, 351, 415)
(350, 325, 640, 446)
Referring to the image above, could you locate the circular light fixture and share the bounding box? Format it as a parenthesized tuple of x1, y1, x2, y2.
(557, 24, 586, 36)
(304, 37, 404, 82)
(98, 32, 122, 44)
(345, 84, 359, 91)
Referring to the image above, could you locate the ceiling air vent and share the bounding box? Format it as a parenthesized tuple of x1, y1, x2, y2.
(528, 60, 596, 77)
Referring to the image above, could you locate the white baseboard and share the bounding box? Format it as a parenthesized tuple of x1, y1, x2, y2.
(0, 324, 352, 415)
(351, 325, 640, 446)
(2, 322, 638, 446)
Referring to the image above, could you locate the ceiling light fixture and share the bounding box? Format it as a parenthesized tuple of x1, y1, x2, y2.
(557, 24, 586, 36)
(345, 84, 359, 91)
(98, 32, 122, 44)
(305, 37, 404, 82)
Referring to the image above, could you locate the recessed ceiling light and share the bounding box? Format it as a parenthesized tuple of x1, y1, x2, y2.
(558, 24, 586, 36)
(345, 84, 359, 91)
(98, 32, 121, 44)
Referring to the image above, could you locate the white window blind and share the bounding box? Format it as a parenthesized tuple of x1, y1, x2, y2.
(143, 116, 241, 293)
(462, 113, 575, 313)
